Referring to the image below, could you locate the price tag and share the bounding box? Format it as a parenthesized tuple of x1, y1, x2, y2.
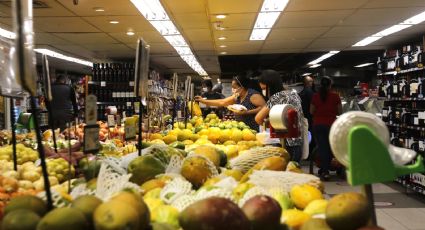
(101, 81, 106, 87)
(411, 83, 419, 95)
(393, 85, 398, 93)
(414, 117, 419, 125)
(129, 81, 135, 86)
(419, 141, 424, 151)
(127, 102, 132, 107)
(85, 95, 97, 125)
(124, 120, 136, 140)
(382, 109, 388, 117)
(107, 115, 115, 127)
(134, 102, 140, 113)
(177, 110, 182, 118)
(83, 124, 100, 154)
(419, 112, 425, 119)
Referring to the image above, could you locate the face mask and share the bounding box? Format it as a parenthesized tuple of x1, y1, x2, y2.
(202, 87, 208, 92)
(262, 89, 267, 97)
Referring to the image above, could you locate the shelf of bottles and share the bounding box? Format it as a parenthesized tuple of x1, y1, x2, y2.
(378, 43, 425, 195)
(74, 76, 87, 122)
(88, 63, 137, 121)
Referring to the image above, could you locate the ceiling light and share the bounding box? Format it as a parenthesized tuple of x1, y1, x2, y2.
(93, 7, 105, 12)
(261, 0, 290, 12)
(216, 14, 227, 19)
(401, 10, 425, 25)
(219, 45, 227, 48)
(218, 36, 227, 40)
(254, 12, 280, 29)
(373, 24, 412, 37)
(307, 51, 340, 65)
(249, 0, 289, 41)
(302, 73, 312, 76)
(109, 20, 119, 24)
(130, 0, 207, 75)
(352, 10, 425, 47)
(354, 63, 374, 68)
(250, 28, 271, 40)
(309, 64, 321, 68)
(126, 31, 135, 36)
(34, 48, 92, 67)
(220, 52, 227, 55)
(0, 27, 15, 39)
(352, 36, 382, 47)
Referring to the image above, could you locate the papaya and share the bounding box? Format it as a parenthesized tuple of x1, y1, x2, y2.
(240, 156, 287, 182)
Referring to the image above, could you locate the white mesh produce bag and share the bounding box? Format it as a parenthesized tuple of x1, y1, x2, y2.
(37, 189, 69, 208)
(248, 170, 321, 192)
(160, 177, 193, 204)
(238, 186, 270, 207)
(165, 154, 184, 174)
(229, 146, 287, 173)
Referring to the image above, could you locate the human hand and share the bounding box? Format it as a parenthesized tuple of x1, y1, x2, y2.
(233, 109, 246, 116)
(194, 96, 204, 102)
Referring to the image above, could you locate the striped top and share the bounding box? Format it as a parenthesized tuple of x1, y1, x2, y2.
(235, 88, 261, 131)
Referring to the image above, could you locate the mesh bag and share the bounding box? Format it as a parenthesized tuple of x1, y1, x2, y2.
(70, 183, 95, 199)
(160, 177, 193, 204)
(37, 190, 69, 208)
(248, 170, 322, 193)
(170, 194, 197, 212)
(95, 160, 141, 201)
(229, 146, 288, 173)
(238, 186, 270, 207)
(213, 176, 238, 191)
(184, 153, 220, 178)
(165, 154, 184, 174)
(195, 187, 235, 203)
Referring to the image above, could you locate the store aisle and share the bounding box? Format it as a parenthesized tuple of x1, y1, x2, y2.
(323, 180, 425, 230)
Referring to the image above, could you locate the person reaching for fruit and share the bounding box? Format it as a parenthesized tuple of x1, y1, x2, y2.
(195, 74, 265, 131)
(255, 69, 304, 162)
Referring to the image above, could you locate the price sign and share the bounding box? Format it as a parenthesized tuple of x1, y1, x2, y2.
(124, 121, 136, 140)
(85, 95, 97, 125)
(83, 124, 100, 154)
(101, 81, 106, 87)
(107, 115, 115, 127)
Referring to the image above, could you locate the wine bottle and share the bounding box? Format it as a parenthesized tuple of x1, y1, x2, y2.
(92, 63, 98, 81)
(409, 77, 419, 98)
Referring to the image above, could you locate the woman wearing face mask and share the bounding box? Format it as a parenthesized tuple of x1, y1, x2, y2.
(195, 75, 265, 131)
(255, 69, 304, 162)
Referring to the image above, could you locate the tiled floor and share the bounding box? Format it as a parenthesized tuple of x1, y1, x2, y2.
(321, 175, 425, 230)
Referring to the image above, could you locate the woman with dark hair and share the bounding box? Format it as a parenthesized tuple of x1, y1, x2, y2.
(255, 69, 304, 162)
(195, 74, 265, 131)
(310, 76, 342, 180)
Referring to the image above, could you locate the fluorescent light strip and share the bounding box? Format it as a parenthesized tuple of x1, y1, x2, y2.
(307, 51, 340, 65)
(353, 10, 425, 47)
(130, 0, 207, 76)
(354, 63, 374, 68)
(309, 64, 321, 68)
(249, 0, 289, 41)
(301, 73, 312, 76)
(34, 49, 93, 67)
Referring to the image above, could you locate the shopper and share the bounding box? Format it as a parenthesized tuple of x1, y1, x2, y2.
(212, 83, 225, 99)
(255, 69, 304, 162)
(200, 79, 224, 117)
(299, 76, 316, 160)
(50, 75, 78, 131)
(195, 75, 265, 131)
(310, 76, 342, 180)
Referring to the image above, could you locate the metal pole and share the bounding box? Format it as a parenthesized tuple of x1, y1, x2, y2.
(10, 98, 17, 171)
(137, 99, 143, 156)
(362, 184, 377, 226)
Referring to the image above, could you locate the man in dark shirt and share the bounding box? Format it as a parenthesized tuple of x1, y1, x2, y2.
(50, 75, 78, 131)
(201, 80, 223, 117)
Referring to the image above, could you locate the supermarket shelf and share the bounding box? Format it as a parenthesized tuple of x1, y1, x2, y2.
(377, 66, 424, 76)
(386, 97, 425, 101)
(96, 102, 130, 105)
(386, 123, 425, 131)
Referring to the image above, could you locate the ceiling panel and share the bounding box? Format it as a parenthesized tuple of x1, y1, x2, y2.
(35, 33, 70, 45)
(268, 27, 330, 40)
(215, 13, 257, 30)
(342, 7, 425, 26)
(208, 0, 262, 14)
(322, 25, 384, 38)
(83, 16, 153, 33)
(109, 31, 165, 44)
(191, 41, 215, 50)
(48, 44, 94, 59)
(364, 0, 425, 8)
(0, 16, 12, 26)
(372, 35, 413, 46)
(56, 0, 139, 16)
(34, 0, 74, 17)
(0, 3, 11, 17)
(275, 10, 353, 28)
(54, 33, 117, 44)
(263, 39, 312, 49)
(94, 50, 135, 59)
(307, 37, 361, 49)
(286, 0, 369, 11)
(184, 29, 212, 42)
(213, 29, 250, 41)
(260, 48, 303, 54)
(147, 42, 176, 55)
(35, 17, 100, 32)
(150, 56, 188, 69)
(163, 0, 205, 14)
(173, 13, 209, 30)
(82, 43, 132, 52)
(221, 41, 263, 55)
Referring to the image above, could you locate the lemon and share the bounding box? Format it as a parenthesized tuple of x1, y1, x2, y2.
(290, 184, 323, 209)
(303, 199, 328, 216)
(282, 209, 311, 228)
